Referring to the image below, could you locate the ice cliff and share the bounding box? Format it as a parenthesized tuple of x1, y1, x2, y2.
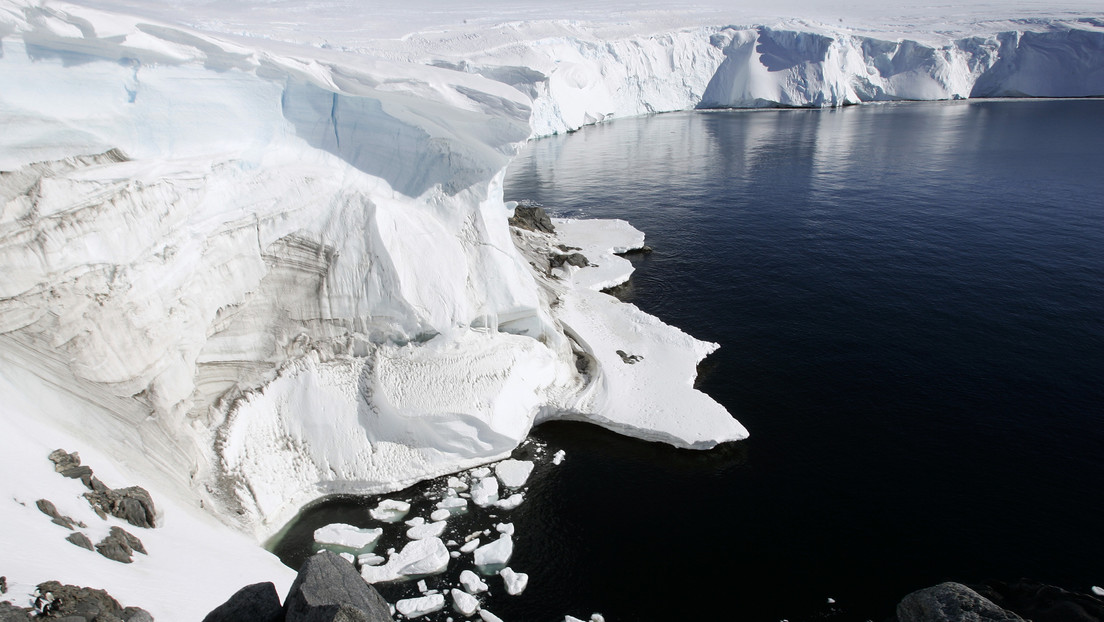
(1, 0, 1103, 616)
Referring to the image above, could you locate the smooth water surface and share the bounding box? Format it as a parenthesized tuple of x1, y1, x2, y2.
(276, 100, 1104, 621)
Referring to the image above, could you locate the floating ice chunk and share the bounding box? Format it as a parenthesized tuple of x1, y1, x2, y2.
(450, 551, 460, 559)
(471, 467, 491, 478)
(436, 496, 469, 516)
(418, 580, 429, 593)
(407, 518, 447, 540)
(553, 450, 566, 465)
(396, 594, 445, 619)
(495, 459, 534, 489)
(313, 523, 383, 553)
(460, 539, 480, 553)
(370, 499, 411, 523)
(827, 597, 836, 604)
(358, 553, 386, 567)
(459, 569, 488, 594)
(340, 552, 356, 565)
(565, 617, 586, 622)
(495, 523, 514, 536)
(474, 535, 513, 570)
(448, 476, 470, 492)
(479, 610, 504, 622)
(431, 509, 452, 522)
(451, 589, 480, 617)
(360, 537, 449, 583)
(499, 567, 528, 595)
(1093, 586, 1104, 596)
(590, 615, 605, 622)
(471, 476, 500, 507)
(494, 494, 524, 510)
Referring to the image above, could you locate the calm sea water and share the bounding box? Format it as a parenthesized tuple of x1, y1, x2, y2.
(274, 100, 1104, 621)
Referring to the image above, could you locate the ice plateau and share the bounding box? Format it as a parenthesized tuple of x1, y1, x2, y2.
(1, 0, 1103, 618)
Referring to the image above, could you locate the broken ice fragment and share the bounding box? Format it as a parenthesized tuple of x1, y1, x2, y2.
(471, 477, 499, 507)
(499, 567, 528, 595)
(473, 535, 513, 571)
(313, 523, 382, 553)
(407, 518, 447, 540)
(396, 594, 445, 618)
(479, 610, 504, 622)
(459, 570, 488, 594)
(370, 499, 411, 523)
(360, 537, 449, 583)
(451, 589, 480, 616)
(552, 450, 566, 465)
(460, 539, 480, 553)
(494, 459, 534, 489)
(493, 494, 524, 510)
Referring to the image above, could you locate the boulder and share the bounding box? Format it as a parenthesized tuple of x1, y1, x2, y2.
(897, 582, 1025, 622)
(201, 583, 283, 622)
(66, 532, 95, 551)
(284, 550, 392, 622)
(0, 602, 31, 622)
(94, 527, 146, 564)
(973, 579, 1104, 622)
(36, 499, 84, 530)
(509, 206, 555, 233)
(84, 487, 157, 529)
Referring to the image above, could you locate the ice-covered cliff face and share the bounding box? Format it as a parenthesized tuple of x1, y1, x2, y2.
(2, 0, 1103, 547)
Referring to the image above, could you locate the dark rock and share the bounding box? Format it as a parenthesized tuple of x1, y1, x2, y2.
(122, 607, 154, 622)
(898, 582, 1024, 622)
(66, 532, 95, 551)
(0, 601, 31, 622)
(509, 206, 555, 233)
(202, 582, 284, 622)
(32, 581, 148, 622)
(93, 527, 144, 563)
(284, 550, 392, 622)
(84, 487, 156, 529)
(48, 449, 81, 472)
(36, 499, 85, 530)
(615, 349, 643, 364)
(549, 252, 589, 269)
(973, 579, 1104, 622)
(0, 575, 6, 593)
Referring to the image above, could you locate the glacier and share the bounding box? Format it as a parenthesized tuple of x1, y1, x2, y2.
(1, 0, 1103, 618)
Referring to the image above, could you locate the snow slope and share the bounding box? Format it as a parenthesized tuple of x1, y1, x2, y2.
(1, 0, 1102, 617)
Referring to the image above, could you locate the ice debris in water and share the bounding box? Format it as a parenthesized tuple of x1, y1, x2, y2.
(460, 539, 480, 553)
(405, 517, 447, 540)
(459, 569, 488, 594)
(500, 567, 528, 595)
(447, 476, 469, 492)
(1093, 586, 1104, 596)
(495, 523, 514, 536)
(396, 594, 445, 619)
(553, 450, 566, 465)
(479, 610, 504, 622)
(494, 493, 524, 510)
(494, 459, 534, 489)
(313, 523, 383, 553)
(471, 467, 492, 479)
(358, 553, 385, 566)
(436, 496, 469, 515)
(474, 534, 513, 570)
(451, 589, 480, 616)
(360, 537, 449, 583)
(431, 509, 452, 522)
(471, 476, 499, 507)
(370, 499, 411, 523)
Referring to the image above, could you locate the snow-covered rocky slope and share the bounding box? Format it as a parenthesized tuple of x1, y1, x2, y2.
(1, 0, 1102, 617)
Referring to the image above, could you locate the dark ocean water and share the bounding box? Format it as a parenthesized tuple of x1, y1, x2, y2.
(274, 100, 1104, 621)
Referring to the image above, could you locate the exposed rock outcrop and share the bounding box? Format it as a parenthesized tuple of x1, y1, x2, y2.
(94, 526, 147, 564)
(201, 582, 284, 622)
(509, 205, 555, 233)
(974, 579, 1104, 622)
(46, 450, 157, 529)
(284, 551, 392, 622)
(28, 581, 152, 622)
(897, 582, 1025, 622)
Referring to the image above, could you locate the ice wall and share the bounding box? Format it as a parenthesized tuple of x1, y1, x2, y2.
(2, 0, 1104, 546)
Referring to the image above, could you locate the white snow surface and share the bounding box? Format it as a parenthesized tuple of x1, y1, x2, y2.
(2, 0, 1103, 618)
